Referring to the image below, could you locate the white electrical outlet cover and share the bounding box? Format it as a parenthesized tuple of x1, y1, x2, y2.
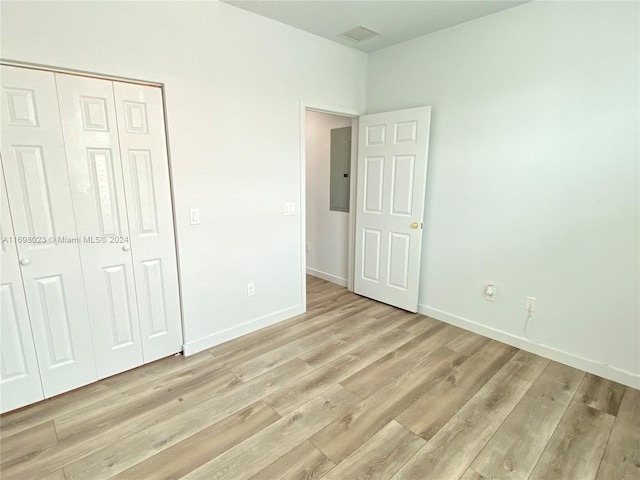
(189, 208, 200, 225)
(485, 284, 496, 301)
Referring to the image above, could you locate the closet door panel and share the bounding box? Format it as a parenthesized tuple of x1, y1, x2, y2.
(0, 165, 44, 413)
(113, 82, 183, 362)
(56, 74, 143, 379)
(0, 66, 97, 398)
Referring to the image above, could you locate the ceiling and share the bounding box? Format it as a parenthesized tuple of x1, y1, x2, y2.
(222, 1, 530, 53)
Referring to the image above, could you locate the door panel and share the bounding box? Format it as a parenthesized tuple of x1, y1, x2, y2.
(129, 149, 159, 235)
(56, 73, 143, 379)
(33, 274, 76, 364)
(4, 87, 38, 126)
(13, 146, 56, 238)
(362, 229, 382, 282)
(0, 164, 44, 413)
(354, 107, 431, 312)
(113, 82, 183, 362)
(1, 66, 97, 397)
(364, 156, 384, 213)
(390, 155, 415, 216)
(387, 232, 410, 290)
(141, 258, 169, 337)
(102, 264, 136, 345)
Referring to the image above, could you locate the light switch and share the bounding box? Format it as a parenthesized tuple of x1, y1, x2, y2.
(284, 202, 295, 216)
(190, 208, 200, 225)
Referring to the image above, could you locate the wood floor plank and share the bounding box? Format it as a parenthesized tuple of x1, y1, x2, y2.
(299, 311, 418, 368)
(390, 370, 533, 480)
(596, 387, 640, 480)
(1, 277, 633, 480)
(0, 351, 213, 439)
(320, 420, 425, 480)
(206, 285, 353, 360)
(471, 362, 585, 480)
(181, 385, 360, 480)
(263, 327, 414, 416)
(208, 297, 371, 371)
(0, 420, 58, 468)
(306, 286, 353, 307)
(400, 314, 441, 336)
(306, 275, 333, 291)
(55, 360, 238, 440)
(248, 441, 334, 480)
(307, 288, 359, 309)
(460, 469, 487, 480)
(109, 401, 280, 480)
(60, 359, 313, 480)
(575, 373, 626, 416)
(396, 340, 517, 440)
(365, 307, 436, 335)
(445, 330, 491, 356)
(341, 322, 464, 399)
(311, 347, 466, 464)
(230, 311, 384, 381)
(529, 402, 615, 480)
(355, 301, 398, 318)
(36, 469, 66, 480)
(499, 350, 550, 381)
(299, 338, 362, 369)
(3, 368, 242, 480)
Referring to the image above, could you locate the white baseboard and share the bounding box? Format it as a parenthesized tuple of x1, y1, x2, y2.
(419, 305, 640, 390)
(306, 268, 348, 287)
(182, 304, 305, 356)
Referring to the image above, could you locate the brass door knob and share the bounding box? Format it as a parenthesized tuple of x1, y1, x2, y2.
(411, 222, 419, 229)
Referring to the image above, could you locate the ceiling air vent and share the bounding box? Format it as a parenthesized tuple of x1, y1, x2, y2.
(339, 25, 380, 43)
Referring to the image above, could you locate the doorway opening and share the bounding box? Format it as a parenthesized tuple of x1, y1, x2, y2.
(301, 104, 432, 314)
(302, 106, 359, 302)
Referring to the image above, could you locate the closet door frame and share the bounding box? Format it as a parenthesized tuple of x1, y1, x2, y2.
(1, 61, 185, 355)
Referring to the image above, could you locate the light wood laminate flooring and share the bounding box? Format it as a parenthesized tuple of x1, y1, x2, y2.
(1, 276, 638, 480)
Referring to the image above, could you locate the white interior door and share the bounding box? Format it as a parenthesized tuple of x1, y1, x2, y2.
(0, 66, 98, 397)
(0, 163, 45, 412)
(113, 82, 183, 362)
(56, 73, 144, 379)
(354, 106, 431, 312)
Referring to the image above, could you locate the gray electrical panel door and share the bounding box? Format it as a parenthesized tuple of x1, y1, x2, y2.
(330, 126, 352, 212)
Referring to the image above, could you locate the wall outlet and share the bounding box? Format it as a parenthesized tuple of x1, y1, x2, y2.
(189, 208, 200, 225)
(247, 283, 255, 296)
(306, 243, 311, 252)
(485, 284, 496, 302)
(284, 202, 295, 216)
(525, 296, 537, 313)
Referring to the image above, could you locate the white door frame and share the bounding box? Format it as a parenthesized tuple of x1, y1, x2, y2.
(299, 100, 365, 309)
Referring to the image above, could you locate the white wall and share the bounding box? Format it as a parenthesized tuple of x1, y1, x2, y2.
(368, 1, 639, 386)
(0, 1, 367, 352)
(305, 110, 353, 286)
(3, 0, 637, 388)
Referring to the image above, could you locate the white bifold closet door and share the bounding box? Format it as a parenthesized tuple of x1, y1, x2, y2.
(56, 73, 183, 375)
(0, 65, 182, 412)
(112, 81, 183, 363)
(56, 74, 144, 379)
(0, 66, 98, 399)
(0, 164, 45, 412)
